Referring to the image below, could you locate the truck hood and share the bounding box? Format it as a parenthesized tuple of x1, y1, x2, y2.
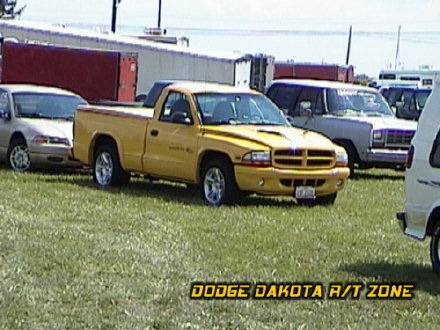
(18, 118, 73, 140)
(203, 125, 336, 150)
(329, 115, 418, 131)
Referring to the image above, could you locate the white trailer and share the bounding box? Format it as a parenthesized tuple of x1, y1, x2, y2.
(0, 20, 252, 95)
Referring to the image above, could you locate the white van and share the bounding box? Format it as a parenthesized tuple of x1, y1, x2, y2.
(397, 81, 440, 277)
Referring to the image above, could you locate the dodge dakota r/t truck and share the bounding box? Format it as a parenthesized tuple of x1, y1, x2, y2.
(72, 82, 350, 206)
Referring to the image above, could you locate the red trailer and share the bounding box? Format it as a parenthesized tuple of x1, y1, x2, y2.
(274, 62, 354, 83)
(0, 42, 138, 102)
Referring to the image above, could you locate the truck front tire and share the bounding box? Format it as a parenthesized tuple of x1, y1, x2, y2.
(430, 222, 440, 277)
(93, 145, 130, 187)
(200, 159, 240, 206)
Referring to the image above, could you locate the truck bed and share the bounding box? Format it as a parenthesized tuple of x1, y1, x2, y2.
(73, 105, 154, 171)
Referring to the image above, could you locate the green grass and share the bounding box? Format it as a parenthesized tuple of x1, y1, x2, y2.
(0, 166, 439, 330)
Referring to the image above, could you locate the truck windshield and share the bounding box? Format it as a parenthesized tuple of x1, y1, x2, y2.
(194, 93, 289, 126)
(13, 92, 87, 120)
(327, 89, 394, 117)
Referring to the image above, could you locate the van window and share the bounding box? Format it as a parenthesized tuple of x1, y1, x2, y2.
(430, 130, 440, 168)
(379, 73, 396, 80)
(292, 87, 324, 116)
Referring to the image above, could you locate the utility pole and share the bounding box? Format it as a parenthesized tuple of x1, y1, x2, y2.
(345, 25, 352, 65)
(157, 0, 162, 29)
(111, 0, 120, 33)
(394, 25, 401, 70)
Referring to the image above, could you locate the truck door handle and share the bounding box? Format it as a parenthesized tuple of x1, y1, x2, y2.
(431, 180, 440, 187)
(151, 129, 159, 137)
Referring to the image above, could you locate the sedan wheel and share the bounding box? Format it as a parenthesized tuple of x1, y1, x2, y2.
(8, 140, 31, 172)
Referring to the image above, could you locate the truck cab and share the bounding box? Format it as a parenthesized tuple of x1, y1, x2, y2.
(266, 79, 418, 174)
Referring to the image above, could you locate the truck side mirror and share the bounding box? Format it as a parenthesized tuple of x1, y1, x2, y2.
(171, 112, 192, 125)
(0, 110, 11, 120)
(299, 101, 312, 117)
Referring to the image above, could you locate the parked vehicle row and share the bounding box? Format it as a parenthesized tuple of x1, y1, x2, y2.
(1, 79, 439, 278)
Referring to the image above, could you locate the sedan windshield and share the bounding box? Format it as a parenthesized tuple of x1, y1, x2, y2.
(194, 93, 289, 126)
(13, 92, 87, 120)
(327, 89, 394, 117)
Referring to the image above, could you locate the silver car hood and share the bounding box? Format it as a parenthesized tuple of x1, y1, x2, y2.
(18, 118, 73, 141)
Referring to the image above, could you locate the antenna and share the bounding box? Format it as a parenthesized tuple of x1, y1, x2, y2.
(394, 25, 401, 70)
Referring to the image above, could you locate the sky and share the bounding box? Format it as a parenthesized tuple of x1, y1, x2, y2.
(16, 0, 440, 32)
(12, 0, 440, 76)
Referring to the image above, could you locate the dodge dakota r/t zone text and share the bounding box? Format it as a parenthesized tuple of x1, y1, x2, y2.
(72, 82, 350, 206)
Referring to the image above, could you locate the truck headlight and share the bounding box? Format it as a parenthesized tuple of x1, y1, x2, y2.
(33, 135, 70, 146)
(335, 150, 348, 166)
(372, 130, 385, 147)
(242, 151, 271, 167)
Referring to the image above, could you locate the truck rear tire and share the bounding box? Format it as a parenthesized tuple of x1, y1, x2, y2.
(200, 159, 240, 206)
(93, 144, 130, 187)
(430, 222, 440, 278)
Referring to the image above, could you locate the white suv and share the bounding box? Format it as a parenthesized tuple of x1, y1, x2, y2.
(397, 82, 440, 277)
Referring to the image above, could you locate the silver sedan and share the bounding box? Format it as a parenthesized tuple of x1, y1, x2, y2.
(0, 85, 87, 171)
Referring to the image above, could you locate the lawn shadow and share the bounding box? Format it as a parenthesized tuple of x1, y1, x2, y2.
(351, 171, 404, 181)
(340, 262, 440, 295)
(40, 173, 302, 208)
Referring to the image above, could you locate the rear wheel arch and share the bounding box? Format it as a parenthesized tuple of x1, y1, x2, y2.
(90, 134, 122, 166)
(426, 207, 440, 236)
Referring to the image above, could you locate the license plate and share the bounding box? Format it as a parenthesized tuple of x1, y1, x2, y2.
(295, 186, 316, 199)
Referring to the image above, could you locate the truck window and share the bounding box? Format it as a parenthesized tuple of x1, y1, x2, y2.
(292, 87, 324, 116)
(430, 130, 440, 168)
(269, 85, 299, 113)
(159, 92, 191, 123)
(0, 90, 9, 113)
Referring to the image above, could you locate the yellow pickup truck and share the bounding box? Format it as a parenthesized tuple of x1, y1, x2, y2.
(73, 82, 350, 206)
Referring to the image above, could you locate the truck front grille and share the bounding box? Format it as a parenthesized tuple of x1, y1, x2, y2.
(273, 149, 334, 169)
(385, 130, 415, 149)
(280, 179, 326, 188)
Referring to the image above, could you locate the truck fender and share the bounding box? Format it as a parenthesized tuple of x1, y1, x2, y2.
(196, 150, 235, 183)
(89, 133, 127, 170)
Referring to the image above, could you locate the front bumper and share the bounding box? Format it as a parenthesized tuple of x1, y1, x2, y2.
(29, 143, 82, 168)
(234, 165, 350, 196)
(366, 148, 408, 166)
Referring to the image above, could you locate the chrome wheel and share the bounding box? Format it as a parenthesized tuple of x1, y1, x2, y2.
(9, 144, 31, 171)
(203, 167, 226, 205)
(95, 151, 114, 186)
